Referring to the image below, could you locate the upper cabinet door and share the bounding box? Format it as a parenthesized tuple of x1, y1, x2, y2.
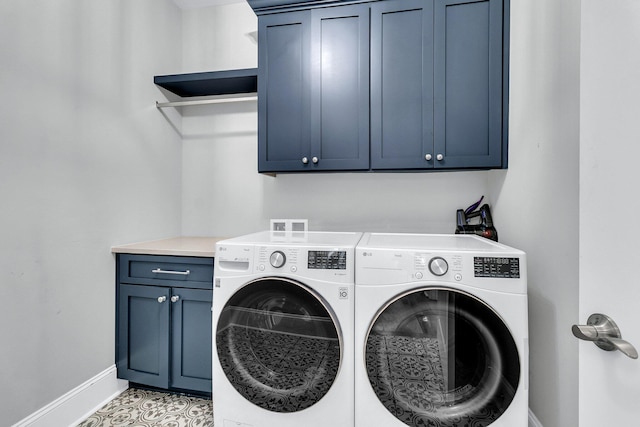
(258, 11, 312, 173)
(310, 5, 370, 171)
(434, 0, 504, 169)
(370, 0, 435, 170)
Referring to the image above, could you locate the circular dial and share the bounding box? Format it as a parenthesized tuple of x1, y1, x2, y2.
(428, 257, 448, 276)
(270, 250, 286, 268)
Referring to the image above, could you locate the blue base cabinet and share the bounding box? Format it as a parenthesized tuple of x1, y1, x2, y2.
(116, 255, 213, 394)
(254, 0, 509, 173)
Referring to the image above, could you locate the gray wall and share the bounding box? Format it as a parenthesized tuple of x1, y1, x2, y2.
(0, 1, 580, 426)
(179, 3, 492, 238)
(489, 0, 580, 425)
(0, 1, 183, 424)
(181, 2, 581, 427)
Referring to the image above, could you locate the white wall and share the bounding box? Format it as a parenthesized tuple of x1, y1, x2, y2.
(0, 0, 581, 424)
(489, 0, 581, 426)
(0, 1, 183, 424)
(182, 1, 581, 426)
(180, 2, 491, 238)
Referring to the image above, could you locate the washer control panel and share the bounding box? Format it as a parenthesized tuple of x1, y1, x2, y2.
(254, 246, 354, 282)
(308, 251, 347, 270)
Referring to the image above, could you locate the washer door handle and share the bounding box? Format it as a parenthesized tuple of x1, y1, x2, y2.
(572, 313, 638, 359)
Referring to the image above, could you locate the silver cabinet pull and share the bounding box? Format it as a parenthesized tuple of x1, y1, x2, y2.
(312, 156, 319, 164)
(436, 154, 444, 161)
(157, 296, 167, 303)
(152, 268, 190, 276)
(171, 295, 180, 303)
(302, 157, 309, 164)
(425, 154, 432, 161)
(572, 313, 638, 359)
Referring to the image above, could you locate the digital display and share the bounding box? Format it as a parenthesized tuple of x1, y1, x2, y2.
(308, 251, 347, 270)
(474, 257, 520, 278)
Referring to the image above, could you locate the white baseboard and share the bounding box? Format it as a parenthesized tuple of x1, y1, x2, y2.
(12, 365, 128, 427)
(529, 408, 544, 427)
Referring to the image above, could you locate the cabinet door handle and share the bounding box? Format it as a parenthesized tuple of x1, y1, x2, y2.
(436, 154, 444, 161)
(152, 268, 190, 276)
(425, 154, 432, 161)
(157, 296, 167, 303)
(302, 157, 309, 164)
(312, 156, 319, 164)
(171, 295, 180, 303)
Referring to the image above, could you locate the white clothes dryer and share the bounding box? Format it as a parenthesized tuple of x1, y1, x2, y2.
(355, 233, 528, 427)
(213, 231, 362, 427)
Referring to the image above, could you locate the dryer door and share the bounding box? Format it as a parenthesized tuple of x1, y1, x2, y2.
(365, 287, 520, 427)
(216, 277, 341, 412)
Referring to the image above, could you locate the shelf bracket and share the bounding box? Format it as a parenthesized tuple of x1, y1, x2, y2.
(156, 93, 257, 109)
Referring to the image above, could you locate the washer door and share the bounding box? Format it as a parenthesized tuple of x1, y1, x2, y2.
(365, 288, 520, 427)
(216, 277, 341, 412)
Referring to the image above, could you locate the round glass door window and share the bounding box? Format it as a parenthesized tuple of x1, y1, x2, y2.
(216, 278, 341, 412)
(366, 288, 520, 427)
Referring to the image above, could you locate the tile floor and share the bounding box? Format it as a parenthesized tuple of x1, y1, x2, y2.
(76, 387, 213, 427)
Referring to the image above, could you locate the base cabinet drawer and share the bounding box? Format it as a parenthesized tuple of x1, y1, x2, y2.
(118, 254, 214, 289)
(116, 254, 213, 394)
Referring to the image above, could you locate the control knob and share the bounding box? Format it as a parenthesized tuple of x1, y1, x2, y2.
(429, 257, 448, 276)
(270, 251, 286, 268)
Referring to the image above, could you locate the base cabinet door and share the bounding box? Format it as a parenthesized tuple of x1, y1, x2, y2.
(117, 284, 170, 389)
(171, 288, 213, 393)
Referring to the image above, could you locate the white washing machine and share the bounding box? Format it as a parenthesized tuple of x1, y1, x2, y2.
(355, 233, 528, 427)
(213, 231, 362, 427)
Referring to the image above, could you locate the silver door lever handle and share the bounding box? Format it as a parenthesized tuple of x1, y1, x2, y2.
(572, 313, 638, 359)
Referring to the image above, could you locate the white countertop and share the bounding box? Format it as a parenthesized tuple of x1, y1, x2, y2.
(111, 236, 228, 257)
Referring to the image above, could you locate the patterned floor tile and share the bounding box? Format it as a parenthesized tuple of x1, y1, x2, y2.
(76, 387, 213, 427)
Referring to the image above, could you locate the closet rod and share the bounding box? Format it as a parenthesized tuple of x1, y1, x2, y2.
(156, 93, 257, 108)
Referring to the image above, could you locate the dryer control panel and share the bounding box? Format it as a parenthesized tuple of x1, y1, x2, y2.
(474, 257, 520, 278)
(357, 247, 526, 293)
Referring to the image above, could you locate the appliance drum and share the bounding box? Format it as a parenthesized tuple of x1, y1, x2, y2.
(365, 287, 520, 427)
(216, 277, 342, 413)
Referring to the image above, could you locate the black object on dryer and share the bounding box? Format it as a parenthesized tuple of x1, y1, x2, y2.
(455, 196, 498, 241)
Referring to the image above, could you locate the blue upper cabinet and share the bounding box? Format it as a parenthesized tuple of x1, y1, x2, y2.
(310, 5, 370, 171)
(433, 0, 504, 169)
(258, 6, 370, 172)
(258, 11, 312, 172)
(370, 0, 435, 169)
(253, 0, 509, 173)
